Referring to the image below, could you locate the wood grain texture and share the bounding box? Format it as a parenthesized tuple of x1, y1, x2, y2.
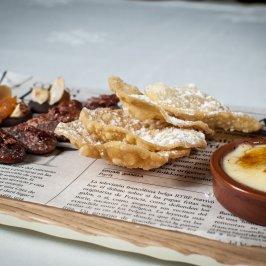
(0, 197, 265, 266)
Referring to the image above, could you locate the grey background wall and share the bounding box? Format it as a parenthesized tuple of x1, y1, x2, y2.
(1, 0, 266, 108)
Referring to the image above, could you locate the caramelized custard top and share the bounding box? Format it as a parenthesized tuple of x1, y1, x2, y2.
(223, 144, 266, 193)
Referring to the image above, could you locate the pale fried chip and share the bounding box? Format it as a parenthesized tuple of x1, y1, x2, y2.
(55, 120, 98, 148)
(80, 107, 207, 150)
(108, 76, 214, 135)
(80, 142, 190, 170)
(55, 120, 190, 170)
(145, 83, 262, 133)
(55, 120, 103, 158)
(109, 75, 142, 95)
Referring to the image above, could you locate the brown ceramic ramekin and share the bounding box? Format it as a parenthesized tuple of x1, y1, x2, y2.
(210, 138, 266, 226)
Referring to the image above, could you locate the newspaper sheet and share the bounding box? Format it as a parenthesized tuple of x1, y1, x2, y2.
(0, 71, 265, 248)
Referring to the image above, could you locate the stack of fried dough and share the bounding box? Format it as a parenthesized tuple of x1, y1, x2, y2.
(55, 77, 261, 170)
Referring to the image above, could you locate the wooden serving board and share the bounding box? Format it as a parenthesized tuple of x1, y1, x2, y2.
(0, 197, 265, 266)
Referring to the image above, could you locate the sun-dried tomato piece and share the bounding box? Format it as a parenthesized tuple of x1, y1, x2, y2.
(84, 94, 119, 110)
(0, 129, 26, 164)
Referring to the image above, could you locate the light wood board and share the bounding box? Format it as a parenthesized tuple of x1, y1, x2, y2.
(0, 197, 265, 266)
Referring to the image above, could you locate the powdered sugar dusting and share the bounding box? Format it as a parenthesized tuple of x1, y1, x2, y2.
(82, 108, 206, 149)
(125, 94, 213, 134)
(143, 82, 261, 132)
(136, 127, 205, 148)
(55, 120, 102, 145)
(145, 82, 228, 115)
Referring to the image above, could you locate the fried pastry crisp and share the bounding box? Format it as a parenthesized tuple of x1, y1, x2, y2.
(109, 76, 261, 133)
(55, 120, 190, 170)
(80, 107, 207, 150)
(144, 83, 262, 133)
(55, 120, 101, 149)
(108, 76, 214, 135)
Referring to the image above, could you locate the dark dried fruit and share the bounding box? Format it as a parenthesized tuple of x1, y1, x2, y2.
(84, 94, 119, 110)
(4, 124, 57, 155)
(1, 113, 32, 127)
(0, 129, 26, 164)
(26, 100, 82, 141)
(26, 114, 59, 135)
(48, 99, 82, 123)
(28, 100, 50, 114)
